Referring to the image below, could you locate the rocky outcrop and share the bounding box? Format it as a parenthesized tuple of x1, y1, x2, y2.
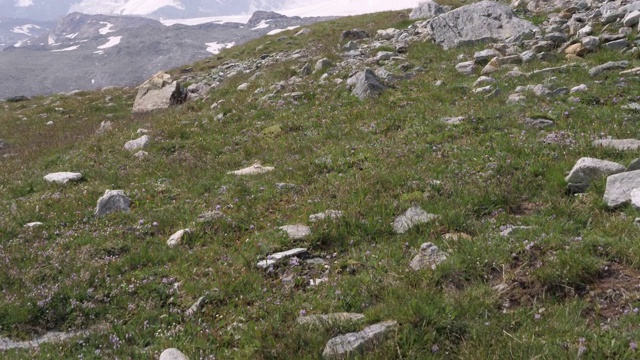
(425, 1, 538, 49)
(132, 72, 186, 113)
(409, 0, 445, 20)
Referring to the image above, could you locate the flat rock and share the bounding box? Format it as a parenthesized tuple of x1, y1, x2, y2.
(523, 118, 554, 128)
(589, 61, 630, 76)
(565, 157, 625, 193)
(592, 138, 640, 151)
(409, 0, 445, 20)
(257, 248, 307, 268)
(132, 72, 186, 113)
(95, 190, 131, 217)
(44, 172, 83, 184)
(347, 69, 387, 100)
(409, 242, 448, 270)
(425, 1, 538, 49)
(309, 210, 344, 222)
(124, 135, 150, 152)
(167, 229, 192, 248)
(604, 170, 640, 208)
(228, 163, 274, 175)
(159, 348, 189, 360)
(322, 320, 398, 359)
(278, 224, 311, 240)
(393, 206, 439, 234)
(297, 313, 365, 327)
(24, 222, 43, 228)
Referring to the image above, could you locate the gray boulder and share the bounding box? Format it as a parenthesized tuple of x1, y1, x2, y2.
(323, 321, 398, 359)
(347, 69, 387, 100)
(631, 188, 640, 210)
(603, 170, 640, 208)
(425, 1, 538, 49)
(95, 190, 131, 217)
(132, 72, 186, 113)
(409, 0, 445, 20)
(565, 157, 625, 193)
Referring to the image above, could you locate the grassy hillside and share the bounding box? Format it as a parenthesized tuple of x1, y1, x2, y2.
(1, 3, 640, 359)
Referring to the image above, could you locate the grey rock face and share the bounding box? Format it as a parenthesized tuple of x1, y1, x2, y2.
(592, 138, 640, 151)
(322, 321, 398, 359)
(603, 170, 640, 208)
(393, 206, 439, 234)
(43, 172, 83, 184)
(565, 157, 625, 193)
(409, 0, 445, 20)
(124, 135, 150, 152)
(425, 1, 538, 49)
(409, 242, 448, 270)
(347, 69, 387, 100)
(159, 348, 189, 360)
(133, 72, 185, 113)
(95, 190, 131, 217)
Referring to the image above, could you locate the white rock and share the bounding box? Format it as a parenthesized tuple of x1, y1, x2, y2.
(228, 163, 274, 175)
(570, 84, 588, 93)
(257, 248, 307, 268)
(603, 170, 640, 208)
(237, 83, 250, 91)
(167, 229, 192, 248)
(159, 348, 189, 360)
(565, 157, 625, 193)
(393, 206, 439, 234)
(631, 188, 640, 210)
(279, 224, 311, 240)
(592, 138, 640, 151)
(24, 222, 43, 228)
(309, 210, 344, 222)
(124, 135, 150, 152)
(473, 76, 496, 87)
(44, 172, 83, 184)
(322, 321, 398, 359)
(409, 242, 448, 270)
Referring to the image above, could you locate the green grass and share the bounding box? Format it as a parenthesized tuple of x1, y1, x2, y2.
(1, 5, 640, 359)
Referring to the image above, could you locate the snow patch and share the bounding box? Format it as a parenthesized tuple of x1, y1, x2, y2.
(281, 0, 423, 17)
(206, 41, 235, 54)
(11, 24, 41, 36)
(15, 0, 34, 7)
(161, 14, 252, 26)
(52, 45, 80, 52)
(70, 0, 183, 16)
(251, 20, 270, 30)
(98, 22, 115, 35)
(65, 32, 79, 39)
(97, 36, 122, 49)
(267, 26, 299, 36)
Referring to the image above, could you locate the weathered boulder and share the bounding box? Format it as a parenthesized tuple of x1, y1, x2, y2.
(44, 172, 83, 184)
(425, 1, 538, 49)
(603, 170, 640, 208)
(132, 72, 186, 113)
(347, 69, 387, 100)
(159, 348, 189, 360)
(167, 229, 192, 248)
(409, 0, 445, 20)
(393, 206, 439, 234)
(95, 190, 131, 217)
(565, 157, 625, 193)
(124, 135, 150, 152)
(322, 321, 398, 359)
(631, 188, 640, 210)
(409, 242, 448, 270)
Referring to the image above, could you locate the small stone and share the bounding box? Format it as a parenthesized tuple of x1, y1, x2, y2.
(295, 28, 311, 36)
(473, 76, 496, 87)
(297, 313, 365, 327)
(228, 163, 274, 175)
(592, 139, 640, 151)
(442, 116, 465, 125)
(95, 190, 131, 217)
(44, 172, 83, 184)
(278, 224, 311, 240)
(523, 118, 554, 128)
(257, 248, 307, 268)
(185, 296, 206, 317)
(133, 150, 148, 159)
(124, 135, 150, 152)
(24, 222, 43, 228)
(473, 49, 501, 65)
(581, 36, 599, 50)
(623, 10, 640, 27)
(159, 348, 189, 360)
(565, 43, 587, 56)
(347, 69, 387, 100)
(565, 157, 626, 193)
(309, 210, 344, 222)
(500, 225, 532, 237)
(167, 229, 192, 248)
(237, 83, 250, 91)
(393, 206, 439, 234)
(322, 321, 398, 359)
(315, 58, 332, 72)
(570, 84, 588, 93)
(409, 242, 448, 270)
(602, 39, 628, 50)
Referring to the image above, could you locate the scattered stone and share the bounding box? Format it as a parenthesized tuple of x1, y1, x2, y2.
(124, 135, 150, 152)
(167, 229, 192, 248)
(474, 76, 496, 87)
(565, 43, 587, 56)
(589, 61, 630, 76)
(442, 116, 465, 125)
(347, 69, 387, 100)
(570, 84, 588, 93)
(159, 348, 189, 360)
(393, 206, 439, 234)
(196, 211, 225, 223)
(581, 36, 599, 50)
(279, 224, 311, 240)
(620, 67, 640, 76)
(623, 10, 640, 27)
(96, 121, 112, 135)
(425, 1, 538, 50)
(442, 232, 472, 241)
(565, 157, 626, 193)
(322, 321, 398, 359)
(602, 39, 628, 50)
(297, 313, 365, 327)
(500, 225, 532, 237)
(237, 83, 250, 91)
(185, 296, 206, 317)
(455, 61, 477, 75)
(24, 222, 43, 228)
(341, 29, 369, 42)
(257, 248, 308, 268)
(592, 138, 640, 151)
(95, 190, 131, 217)
(133, 150, 148, 159)
(228, 163, 275, 175)
(315, 58, 333, 72)
(44, 172, 83, 184)
(523, 118, 554, 128)
(295, 28, 311, 36)
(409, 242, 448, 270)
(474, 49, 501, 65)
(309, 210, 344, 222)
(409, 0, 445, 20)
(132, 72, 186, 113)
(603, 170, 640, 208)
(0, 327, 99, 350)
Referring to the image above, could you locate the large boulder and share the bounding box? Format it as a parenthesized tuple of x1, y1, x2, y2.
(409, 0, 445, 20)
(565, 157, 625, 193)
(603, 170, 640, 208)
(132, 72, 186, 113)
(95, 190, 131, 217)
(425, 1, 538, 49)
